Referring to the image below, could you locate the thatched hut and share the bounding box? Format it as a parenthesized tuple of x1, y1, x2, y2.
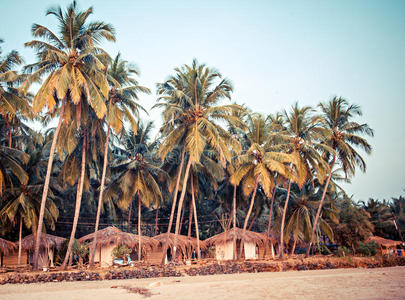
(366, 236, 403, 255)
(0, 238, 17, 266)
(0, 238, 16, 256)
(2, 234, 65, 267)
(79, 226, 158, 267)
(205, 228, 269, 261)
(146, 233, 206, 264)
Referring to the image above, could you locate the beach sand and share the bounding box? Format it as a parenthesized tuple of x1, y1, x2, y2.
(0, 266, 404, 299)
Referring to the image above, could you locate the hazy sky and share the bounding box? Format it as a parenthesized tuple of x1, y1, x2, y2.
(2, 0, 404, 201)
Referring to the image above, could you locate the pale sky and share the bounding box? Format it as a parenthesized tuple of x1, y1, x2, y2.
(2, 0, 404, 201)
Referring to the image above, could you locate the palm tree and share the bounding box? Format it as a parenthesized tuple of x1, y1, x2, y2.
(0, 135, 60, 265)
(278, 103, 331, 257)
(284, 185, 337, 255)
(0, 146, 29, 196)
(108, 151, 164, 261)
(231, 113, 294, 259)
(23, 1, 115, 270)
(0, 40, 32, 147)
(89, 54, 150, 267)
(155, 59, 242, 262)
(306, 97, 374, 256)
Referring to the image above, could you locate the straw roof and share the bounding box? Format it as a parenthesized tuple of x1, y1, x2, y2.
(205, 228, 266, 246)
(21, 234, 65, 251)
(153, 233, 207, 253)
(78, 226, 159, 250)
(0, 237, 17, 255)
(366, 236, 403, 248)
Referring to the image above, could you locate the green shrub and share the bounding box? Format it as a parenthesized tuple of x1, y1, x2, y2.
(357, 241, 377, 256)
(337, 246, 350, 257)
(112, 245, 132, 259)
(316, 243, 332, 255)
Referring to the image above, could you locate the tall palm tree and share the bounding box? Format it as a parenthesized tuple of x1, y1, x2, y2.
(89, 54, 149, 267)
(156, 59, 242, 262)
(278, 103, 331, 257)
(306, 97, 373, 256)
(231, 113, 294, 258)
(0, 40, 32, 147)
(23, 1, 115, 269)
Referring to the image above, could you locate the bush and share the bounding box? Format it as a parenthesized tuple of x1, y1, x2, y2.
(112, 245, 132, 259)
(337, 246, 350, 257)
(357, 241, 377, 256)
(316, 243, 332, 255)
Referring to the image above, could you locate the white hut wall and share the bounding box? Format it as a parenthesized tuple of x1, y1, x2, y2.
(100, 244, 115, 267)
(244, 242, 258, 259)
(215, 241, 233, 261)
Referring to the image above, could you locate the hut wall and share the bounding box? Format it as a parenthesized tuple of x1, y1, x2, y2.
(100, 244, 115, 267)
(215, 241, 234, 261)
(145, 246, 167, 264)
(2, 250, 28, 266)
(244, 242, 257, 260)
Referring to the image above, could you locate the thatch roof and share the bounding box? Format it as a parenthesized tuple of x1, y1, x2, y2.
(205, 228, 266, 246)
(0, 237, 17, 255)
(78, 226, 159, 251)
(21, 234, 65, 251)
(153, 233, 206, 253)
(366, 236, 403, 248)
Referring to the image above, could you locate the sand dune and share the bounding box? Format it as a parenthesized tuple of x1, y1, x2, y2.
(0, 266, 404, 300)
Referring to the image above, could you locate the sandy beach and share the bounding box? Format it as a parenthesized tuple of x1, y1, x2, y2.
(0, 266, 404, 300)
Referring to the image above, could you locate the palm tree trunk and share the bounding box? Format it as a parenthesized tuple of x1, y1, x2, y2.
(61, 129, 86, 270)
(155, 208, 159, 235)
(239, 178, 259, 259)
(160, 148, 185, 265)
(33, 99, 65, 270)
(127, 201, 132, 231)
(191, 172, 201, 260)
(290, 238, 297, 255)
(306, 155, 336, 257)
(89, 125, 110, 267)
(233, 184, 237, 260)
(279, 180, 291, 258)
(173, 157, 192, 261)
(138, 194, 142, 262)
(248, 214, 256, 230)
(179, 205, 185, 234)
(18, 215, 22, 265)
(187, 201, 193, 238)
(265, 185, 276, 258)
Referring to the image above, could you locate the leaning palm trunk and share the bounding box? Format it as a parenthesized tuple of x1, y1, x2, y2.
(306, 155, 336, 257)
(62, 131, 87, 270)
(279, 180, 292, 258)
(89, 126, 110, 267)
(173, 157, 192, 261)
(190, 173, 201, 260)
(138, 195, 142, 261)
(18, 215, 22, 265)
(187, 201, 193, 238)
(265, 185, 276, 258)
(239, 178, 259, 259)
(33, 99, 65, 270)
(232, 184, 237, 260)
(160, 149, 185, 264)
